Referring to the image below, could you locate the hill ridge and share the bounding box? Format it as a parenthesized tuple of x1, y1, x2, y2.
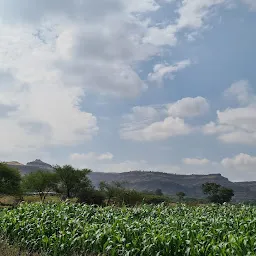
(5, 160, 256, 202)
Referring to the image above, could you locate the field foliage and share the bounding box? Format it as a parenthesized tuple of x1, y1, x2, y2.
(1, 203, 256, 255)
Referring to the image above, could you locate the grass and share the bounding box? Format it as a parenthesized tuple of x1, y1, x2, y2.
(0, 195, 62, 206)
(0, 239, 40, 256)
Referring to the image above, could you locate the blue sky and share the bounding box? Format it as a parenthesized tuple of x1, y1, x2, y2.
(0, 0, 255, 181)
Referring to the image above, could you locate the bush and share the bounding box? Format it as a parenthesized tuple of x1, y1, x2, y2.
(77, 189, 106, 206)
(143, 194, 169, 205)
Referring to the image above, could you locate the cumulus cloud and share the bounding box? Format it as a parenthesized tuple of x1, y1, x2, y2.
(183, 158, 210, 165)
(148, 59, 191, 85)
(121, 116, 192, 141)
(0, 0, 233, 156)
(203, 81, 256, 145)
(221, 153, 256, 170)
(0, 72, 98, 153)
(0, 0, 179, 154)
(0, 0, 125, 23)
(176, 0, 228, 29)
(167, 97, 210, 118)
(120, 96, 209, 141)
(203, 121, 235, 134)
(224, 80, 254, 105)
(121, 105, 164, 132)
(205, 106, 256, 145)
(143, 25, 178, 47)
(143, 0, 229, 48)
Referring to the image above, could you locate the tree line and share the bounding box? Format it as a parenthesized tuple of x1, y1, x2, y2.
(0, 162, 234, 205)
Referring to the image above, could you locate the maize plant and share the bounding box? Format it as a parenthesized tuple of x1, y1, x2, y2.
(1, 203, 256, 255)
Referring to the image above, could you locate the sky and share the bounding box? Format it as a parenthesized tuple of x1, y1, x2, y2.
(0, 0, 256, 181)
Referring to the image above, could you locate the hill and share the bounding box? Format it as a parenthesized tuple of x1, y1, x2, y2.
(7, 159, 53, 175)
(88, 171, 256, 202)
(6, 160, 256, 202)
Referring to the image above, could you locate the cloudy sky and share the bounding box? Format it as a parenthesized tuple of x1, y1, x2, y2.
(0, 0, 256, 181)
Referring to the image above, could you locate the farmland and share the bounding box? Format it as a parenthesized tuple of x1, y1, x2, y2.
(1, 203, 256, 256)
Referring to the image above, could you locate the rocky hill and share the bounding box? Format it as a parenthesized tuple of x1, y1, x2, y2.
(6, 159, 53, 175)
(6, 160, 256, 202)
(88, 171, 256, 202)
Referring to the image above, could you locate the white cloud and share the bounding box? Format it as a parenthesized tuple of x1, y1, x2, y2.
(0, 0, 125, 23)
(143, 0, 228, 47)
(203, 81, 256, 145)
(203, 121, 235, 134)
(121, 96, 208, 141)
(143, 25, 178, 47)
(183, 158, 210, 165)
(0, 0, 233, 157)
(123, 0, 161, 13)
(122, 106, 161, 130)
(205, 106, 256, 145)
(148, 59, 191, 85)
(167, 96, 209, 118)
(221, 153, 256, 170)
(241, 0, 256, 11)
(55, 22, 154, 98)
(224, 80, 254, 105)
(121, 116, 192, 141)
(176, 0, 227, 29)
(217, 107, 256, 133)
(70, 152, 114, 162)
(0, 0, 179, 154)
(0, 72, 98, 153)
(218, 131, 256, 145)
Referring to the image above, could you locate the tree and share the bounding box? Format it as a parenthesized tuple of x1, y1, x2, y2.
(202, 182, 234, 204)
(77, 188, 106, 205)
(99, 181, 143, 206)
(54, 165, 92, 198)
(99, 181, 122, 205)
(176, 192, 186, 202)
(0, 163, 21, 195)
(202, 183, 220, 196)
(22, 170, 57, 202)
(155, 188, 163, 196)
(218, 187, 234, 204)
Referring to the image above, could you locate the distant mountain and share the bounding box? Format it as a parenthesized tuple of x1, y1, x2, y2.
(6, 160, 256, 202)
(235, 181, 256, 193)
(89, 171, 256, 202)
(26, 159, 53, 169)
(7, 159, 53, 175)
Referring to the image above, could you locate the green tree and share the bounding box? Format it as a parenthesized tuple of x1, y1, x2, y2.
(202, 182, 234, 204)
(22, 170, 57, 202)
(0, 163, 21, 195)
(218, 187, 234, 204)
(77, 188, 106, 205)
(54, 165, 92, 198)
(99, 181, 142, 206)
(155, 188, 163, 196)
(99, 181, 122, 205)
(176, 191, 186, 202)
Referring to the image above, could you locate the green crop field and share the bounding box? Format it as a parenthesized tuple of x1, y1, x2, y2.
(1, 203, 256, 256)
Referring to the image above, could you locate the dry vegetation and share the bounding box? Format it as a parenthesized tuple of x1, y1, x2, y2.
(0, 239, 40, 256)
